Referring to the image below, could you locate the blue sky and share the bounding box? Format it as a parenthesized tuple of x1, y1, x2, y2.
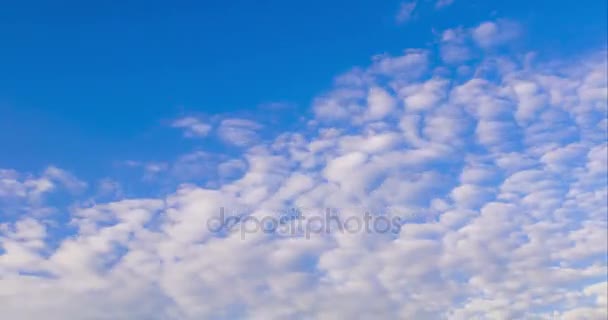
(0, 1, 607, 319)
(1, 0, 606, 180)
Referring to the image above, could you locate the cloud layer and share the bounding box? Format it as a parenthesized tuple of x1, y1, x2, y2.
(1, 19, 607, 319)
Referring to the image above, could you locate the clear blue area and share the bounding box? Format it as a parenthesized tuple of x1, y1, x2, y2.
(1, 0, 606, 180)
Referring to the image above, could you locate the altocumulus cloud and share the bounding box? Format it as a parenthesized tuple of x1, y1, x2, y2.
(0, 19, 607, 319)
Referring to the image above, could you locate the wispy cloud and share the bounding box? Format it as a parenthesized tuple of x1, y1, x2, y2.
(171, 116, 212, 138)
(396, 1, 417, 24)
(217, 118, 263, 147)
(435, 0, 454, 9)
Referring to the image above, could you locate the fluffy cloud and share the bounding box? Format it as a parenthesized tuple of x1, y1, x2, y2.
(472, 20, 521, 49)
(366, 87, 397, 121)
(0, 19, 607, 320)
(439, 19, 522, 64)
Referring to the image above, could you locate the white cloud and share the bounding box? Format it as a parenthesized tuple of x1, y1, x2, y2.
(396, 1, 417, 24)
(0, 166, 87, 217)
(400, 77, 449, 111)
(371, 49, 428, 77)
(440, 27, 473, 64)
(365, 87, 397, 120)
(217, 118, 263, 147)
(450, 184, 494, 208)
(472, 20, 521, 49)
(42, 166, 87, 194)
(171, 116, 212, 138)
